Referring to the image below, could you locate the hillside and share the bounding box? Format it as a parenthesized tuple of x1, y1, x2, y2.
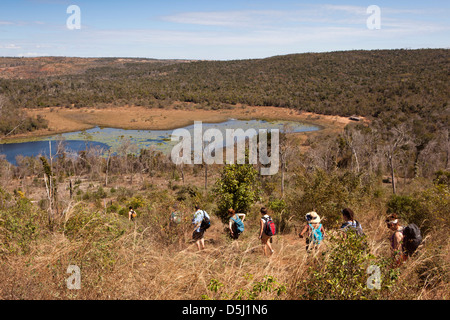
(0, 56, 191, 80)
(1, 49, 448, 120)
(0, 49, 449, 301)
(0, 140, 448, 300)
(1, 49, 448, 140)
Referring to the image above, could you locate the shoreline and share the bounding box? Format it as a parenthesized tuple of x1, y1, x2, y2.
(2, 105, 358, 144)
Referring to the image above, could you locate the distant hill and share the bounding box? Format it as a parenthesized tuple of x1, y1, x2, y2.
(0, 49, 449, 130)
(0, 56, 192, 80)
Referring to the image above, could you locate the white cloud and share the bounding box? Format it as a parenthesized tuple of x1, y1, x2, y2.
(319, 4, 367, 15)
(17, 52, 48, 57)
(161, 5, 375, 28)
(2, 3, 448, 60)
(0, 44, 21, 49)
(156, 4, 450, 45)
(161, 10, 286, 28)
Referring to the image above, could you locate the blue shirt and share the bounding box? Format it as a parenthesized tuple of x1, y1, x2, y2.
(192, 209, 210, 232)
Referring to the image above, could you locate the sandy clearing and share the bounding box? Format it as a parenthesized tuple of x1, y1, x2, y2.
(7, 104, 360, 142)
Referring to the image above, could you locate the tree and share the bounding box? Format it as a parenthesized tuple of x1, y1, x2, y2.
(411, 120, 434, 178)
(342, 126, 362, 174)
(384, 124, 409, 194)
(279, 124, 295, 198)
(40, 153, 57, 226)
(213, 162, 261, 224)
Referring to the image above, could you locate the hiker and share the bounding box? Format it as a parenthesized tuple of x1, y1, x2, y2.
(228, 208, 246, 240)
(192, 205, 211, 251)
(128, 206, 137, 222)
(299, 211, 325, 252)
(386, 214, 422, 267)
(170, 202, 182, 227)
(259, 207, 275, 256)
(340, 208, 364, 237)
(385, 214, 407, 267)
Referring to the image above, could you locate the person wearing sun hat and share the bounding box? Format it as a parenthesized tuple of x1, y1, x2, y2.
(299, 211, 325, 251)
(385, 213, 407, 267)
(306, 211, 321, 224)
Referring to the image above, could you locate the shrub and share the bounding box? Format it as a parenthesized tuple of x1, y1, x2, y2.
(268, 198, 291, 233)
(95, 186, 107, 199)
(106, 203, 119, 213)
(291, 169, 365, 228)
(127, 195, 146, 210)
(386, 184, 449, 234)
(0, 193, 42, 256)
(176, 185, 201, 202)
(202, 275, 287, 300)
(115, 187, 134, 202)
(300, 232, 398, 300)
(213, 164, 261, 224)
(433, 170, 450, 186)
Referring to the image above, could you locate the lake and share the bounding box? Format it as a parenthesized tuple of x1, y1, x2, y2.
(0, 119, 320, 166)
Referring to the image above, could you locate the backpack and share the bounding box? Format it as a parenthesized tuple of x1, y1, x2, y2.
(402, 224, 422, 256)
(130, 210, 137, 219)
(200, 210, 211, 231)
(263, 216, 276, 236)
(309, 224, 323, 244)
(231, 215, 245, 234)
(342, 220, 364, 237)
(171, 211, 181, 224)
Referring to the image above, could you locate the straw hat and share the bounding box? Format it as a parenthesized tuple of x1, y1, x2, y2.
(305, 211, 321, 224)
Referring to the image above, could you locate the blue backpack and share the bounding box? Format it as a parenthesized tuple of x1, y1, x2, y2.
(309, 224, 323, 244)
(231, 215, 245, 234)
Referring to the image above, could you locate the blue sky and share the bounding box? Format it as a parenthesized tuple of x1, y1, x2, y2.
(0, 0, 449, 60)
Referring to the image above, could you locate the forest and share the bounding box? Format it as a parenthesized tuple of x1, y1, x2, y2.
(0, 49, 448, 300)
(1, 49, 448, 142)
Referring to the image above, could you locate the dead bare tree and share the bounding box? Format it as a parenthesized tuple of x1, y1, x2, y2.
(443, 128, 450, 170)
(384, 124, 409, 194)
(105, 149, 111, 187)
(279, 124, 295, 198)
(342, 127, 362, 174)
(39, 140, 68, 226)
(40, 150, 55, 226)
(117, 137, 138, 184)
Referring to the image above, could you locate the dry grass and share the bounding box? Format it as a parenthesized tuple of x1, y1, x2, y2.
(0, 210, 312, 300)
(2, 204, 447, 300)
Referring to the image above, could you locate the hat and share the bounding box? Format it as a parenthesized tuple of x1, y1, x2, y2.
(305, 211, 321, 224)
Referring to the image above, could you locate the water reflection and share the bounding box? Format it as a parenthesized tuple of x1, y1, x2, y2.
(0, 119, 319, 166)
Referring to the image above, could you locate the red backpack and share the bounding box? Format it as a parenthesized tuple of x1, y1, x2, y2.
(263, 216, 276, 236)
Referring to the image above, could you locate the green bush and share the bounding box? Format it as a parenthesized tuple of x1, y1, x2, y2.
(127, 195, 146, 210)
(387, 194, 421, 221)
(106, 203, 119, 213)
(202, 275, 287, 300)
(291, 169, 365, 228)
(300, 232, 397, 300)
(433, 170, 450, 186)
(57, 206, 127, 275)
(268, 198, 291, 234)
(176, 185, 201, 202)
(387, 184, 449, 234)
(118, 206, 128, 218)
(213, 163, 261, 224)
(63, 207, 124, 241)
(0, 193, 42, 255)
